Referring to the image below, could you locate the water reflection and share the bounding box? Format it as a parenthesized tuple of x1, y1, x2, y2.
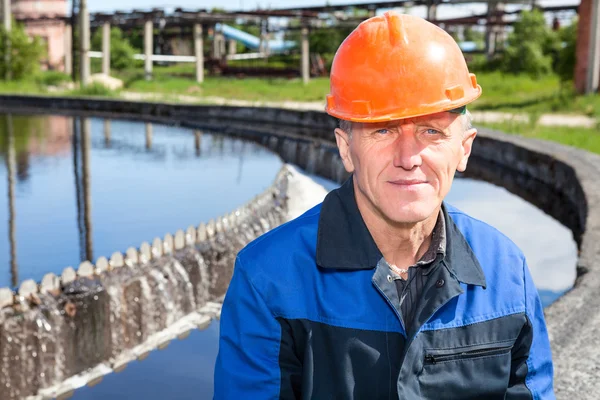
(6, 115, 17, 287)
(0, 114, 282, 288)
(74, 323, 220, 400)
(73, 118, 94, 263)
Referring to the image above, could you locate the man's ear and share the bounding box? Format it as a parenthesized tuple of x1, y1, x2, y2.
(457, 128, 477, 172)
(334, 128, 355, 173)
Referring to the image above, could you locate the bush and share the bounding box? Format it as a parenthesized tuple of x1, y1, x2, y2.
(555, 18, 578, 83)
(0, 23, 45, 80)
(91, 27, 136, 71)
(70, 82, 116, 96)
(35, 71, 71, 86)
(499, 10, 559, 78)
(501, 41, 553, 78)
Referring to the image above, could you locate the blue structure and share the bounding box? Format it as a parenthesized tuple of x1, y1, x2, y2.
(215, 23, 297, 53)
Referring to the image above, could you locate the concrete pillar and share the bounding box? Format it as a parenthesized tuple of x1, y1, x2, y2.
(2, 0, 11, 80)
(102, 22, 110, 75)
(427, 0, 438, 21)
(194, 23, 204, 83)
(586, 0, 600, 93)
(264, 33, 271, 57)
(301, 25, 310, 84)
(258, 18, 267, 54)
(145, 123, 152, 149)
(228, 39, 236, 55)
(80, 0, 90, 85)
(485, 1, 504, 59)
(457, 25, 465, 42)
(144, 19, 153, 81)
(213, 32, 224, 59)
(64, 24, 72, 75)
(1, 0, 10, 31)
(219, 34, 226, 57)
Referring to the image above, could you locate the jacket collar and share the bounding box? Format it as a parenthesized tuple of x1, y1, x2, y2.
(316, 176, 486, 288)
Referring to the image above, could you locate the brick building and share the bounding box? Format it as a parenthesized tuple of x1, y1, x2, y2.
(574, 0, 599, 93)
(12, 0, 68, 70)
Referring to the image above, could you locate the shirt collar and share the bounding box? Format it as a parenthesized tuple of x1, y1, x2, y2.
(316, 176, 486, 288)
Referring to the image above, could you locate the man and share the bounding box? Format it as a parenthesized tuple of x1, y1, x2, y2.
(214, 12, 554, 399)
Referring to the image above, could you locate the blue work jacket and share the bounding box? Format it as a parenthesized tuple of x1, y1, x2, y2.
(214, 177, 555, 399)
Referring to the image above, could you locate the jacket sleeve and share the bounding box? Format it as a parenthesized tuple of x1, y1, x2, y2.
(214, 256, 301, 399)
(506, 259, 555, 399)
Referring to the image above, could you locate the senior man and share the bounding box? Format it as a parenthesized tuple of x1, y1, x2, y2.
(214, 12, 554, 399)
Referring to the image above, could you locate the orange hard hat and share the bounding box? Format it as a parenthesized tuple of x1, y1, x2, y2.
(325, 12, 482, 123)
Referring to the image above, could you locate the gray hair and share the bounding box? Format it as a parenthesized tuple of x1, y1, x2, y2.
(338, 111, 473, 138)
(338, 119, 354, 136)
(462, 109, 473, 132)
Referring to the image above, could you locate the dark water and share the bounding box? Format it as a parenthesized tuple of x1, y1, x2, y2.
(0, 114, 282, 288)
(74, 323, 221, 400)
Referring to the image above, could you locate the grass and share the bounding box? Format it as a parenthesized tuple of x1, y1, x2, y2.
(469, 72, 600, 118)
(0, 79, 47, 94)
(67, 82, 117, 97)
(478, 120, 600, 154)
(122, 67, 330, 102)
(1, 68, 598, 114)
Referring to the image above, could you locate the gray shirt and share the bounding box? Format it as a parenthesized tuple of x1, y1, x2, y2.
(384, 211, 447, 329)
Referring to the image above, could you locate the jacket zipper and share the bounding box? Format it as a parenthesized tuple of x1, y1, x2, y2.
(424, 345, 513, 365)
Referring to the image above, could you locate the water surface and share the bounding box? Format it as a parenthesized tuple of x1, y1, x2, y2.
(0, 114, 282, 288)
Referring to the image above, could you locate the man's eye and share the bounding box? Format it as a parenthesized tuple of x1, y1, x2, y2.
(376, 129, 390, 134)
(425, 128, 442, 135)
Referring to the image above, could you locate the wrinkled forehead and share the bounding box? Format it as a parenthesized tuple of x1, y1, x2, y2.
(355, 110, 462, 130)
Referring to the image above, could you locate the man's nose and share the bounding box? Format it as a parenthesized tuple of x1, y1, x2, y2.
(392, 133, 422, 171)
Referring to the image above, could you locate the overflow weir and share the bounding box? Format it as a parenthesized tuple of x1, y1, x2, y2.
(0, 94, 596, 398)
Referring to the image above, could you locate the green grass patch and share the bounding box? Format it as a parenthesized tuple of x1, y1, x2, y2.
(0, 79, 46, 94)
(67, 82, 117, 97)
(34, 71, 72, 87)
(478, 120, 600, 154)
(123, 71, 330, 102)
(470, 72, 600, 118)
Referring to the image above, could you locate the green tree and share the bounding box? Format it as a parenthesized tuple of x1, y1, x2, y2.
(91, 27, 135, 71)
(555, 18, 578, 83)
(500, 9, 559, 78)
(463, 27, 485, 48)
(0, 23, 45, 80)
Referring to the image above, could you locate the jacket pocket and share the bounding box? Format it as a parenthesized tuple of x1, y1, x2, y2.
(424, 344, 513, 365)
(418, 343, 513, 400)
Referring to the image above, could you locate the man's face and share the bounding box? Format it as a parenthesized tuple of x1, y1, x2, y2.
(335, 111, 477, 225)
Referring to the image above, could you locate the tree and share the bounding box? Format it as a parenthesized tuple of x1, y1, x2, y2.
(463, 27, 485, 48)
(0, 23, 45, 80)
(555, 18, 578, 83)
(499, 9, 559, 78)
(91, 27, 135, 71)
